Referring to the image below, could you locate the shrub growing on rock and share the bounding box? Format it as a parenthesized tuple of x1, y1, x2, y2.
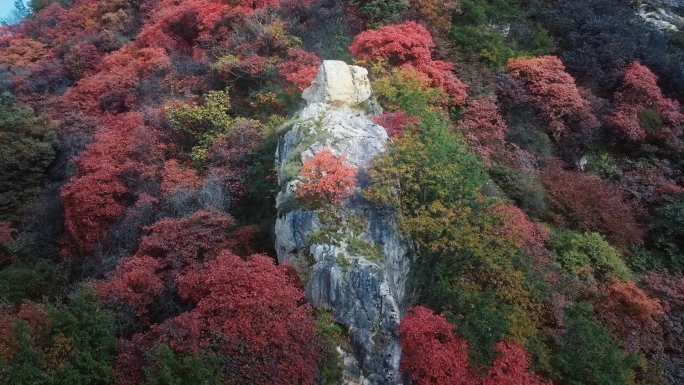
(296, 150, 357, 208)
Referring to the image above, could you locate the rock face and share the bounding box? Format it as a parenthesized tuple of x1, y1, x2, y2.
(275, 61, 411, 385)
(639, 0, 684, 31)
(302, 61, 373, 106)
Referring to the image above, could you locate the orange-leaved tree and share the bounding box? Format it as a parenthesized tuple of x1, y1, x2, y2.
(399, 306, 549, 385)
(398, 306, 477, 385)
(505, 56, 598, 141)
(607, 61, 684, 148)
(350, 21, 467, 103)
(277, 48, 321, 91)
(114, 251, 326, 385)
(296, 149, 357, 207)
(596, 280, 665, 353)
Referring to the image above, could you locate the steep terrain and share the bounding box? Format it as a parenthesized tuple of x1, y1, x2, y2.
(2, 0, 684, 384)
(275, 60, 410, 384)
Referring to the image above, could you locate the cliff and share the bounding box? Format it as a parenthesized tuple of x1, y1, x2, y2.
(274, 61, 412, 385)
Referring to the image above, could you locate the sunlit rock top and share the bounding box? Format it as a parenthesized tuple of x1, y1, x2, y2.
(302, 60, 373, 106)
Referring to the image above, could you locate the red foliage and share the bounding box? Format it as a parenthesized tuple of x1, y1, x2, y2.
(16, 302, 51, 342)
(96, 256, 165, 319)
(117, 251, 325, 384)
(61, 46, 170, 114)
(399, 306, 477, 385)
(596, 280, 665, 353)
(540, 159, 644, 249)
(61, 164, 128, 256)
(457, 100, 507, 163)
(482, 342, 550, 385)
(619, 159, 682, 205)
(505, 56, 599, 140)
(63, 44, 102, 80)
(498, 143, 540, 175)
(372, 111, 420, 138)
(160, 160, 202, 196)
(95, 210, 256, 319)
(296, 150, 357, 206)
(399, 306, 550, 384)
(60, 113, 164, 256)
(417, 60, 468, 105)
(126, 210, 245, 271)
(642, 272, 684, 356)
(492, 203, 551, 264)
(233, 0, 282, 8)
(350, 21, 467, 103)
(19, 1, 99, 52)
(11, 58, 66, 96)
(607, 62, 684, 147)
(643, 272, 684, 311)
(277, 48, 321, 91)
(0, 302, 52, 362)
(136, 0, 228, 53)
(0, 222, 14, 243)
(350, 21, 433, 65)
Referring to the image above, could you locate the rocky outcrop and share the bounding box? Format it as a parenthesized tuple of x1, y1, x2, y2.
(639, 0, 684, 31)
(274, 61, 411, 385)
(302, 60, 373, 106)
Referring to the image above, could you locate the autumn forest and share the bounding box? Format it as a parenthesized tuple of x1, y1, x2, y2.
(2, 0, 684, 384)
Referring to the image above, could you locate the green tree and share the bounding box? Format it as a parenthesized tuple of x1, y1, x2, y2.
(352, 0, 409, 27)
(552, 302, 639, 385)
(165, 90, 233, 167)
(0, 259, 66, 303)
(142, 345, 224, 385)
(0, 92, 58, 221)
(0, 288, 118, 385)
(450, 0, 554, 67)
(1, 0, 31, 25)
(549, 230, 633, 282)
(365, 71, 545, 367)
(649, 198, 684, 271)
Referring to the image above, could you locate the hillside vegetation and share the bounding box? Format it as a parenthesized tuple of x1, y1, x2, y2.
(1, 0, 684, 384)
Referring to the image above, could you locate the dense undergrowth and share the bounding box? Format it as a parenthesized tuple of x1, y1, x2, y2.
(1, 0, 684, 384)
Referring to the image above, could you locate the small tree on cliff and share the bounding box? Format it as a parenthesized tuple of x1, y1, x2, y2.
(296, 150, 357, 208)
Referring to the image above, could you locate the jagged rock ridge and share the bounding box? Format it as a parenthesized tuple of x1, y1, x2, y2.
(274, 61, 411, 385)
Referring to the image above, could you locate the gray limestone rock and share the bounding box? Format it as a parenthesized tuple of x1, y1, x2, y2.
(274, 61, 412, 384)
